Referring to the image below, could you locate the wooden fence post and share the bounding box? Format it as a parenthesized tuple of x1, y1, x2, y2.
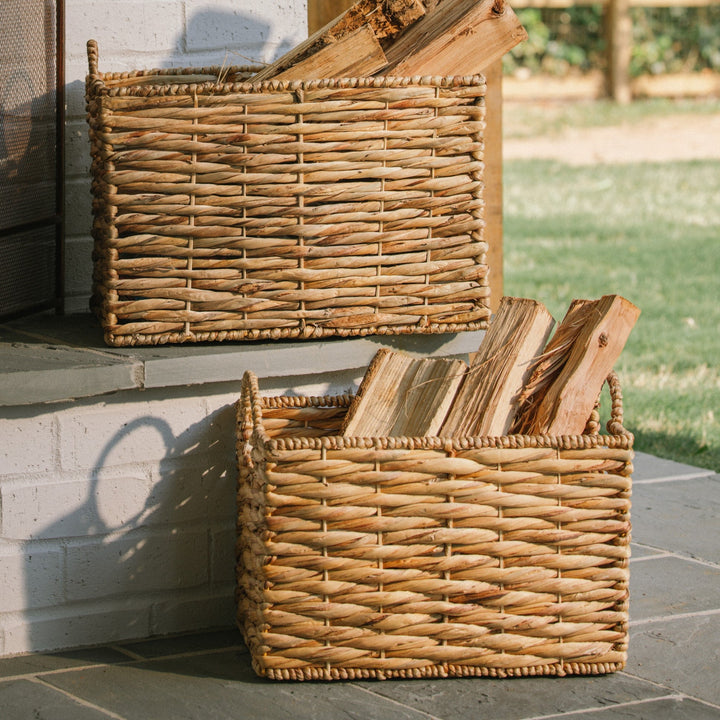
(484, 59, 504, 311)
(606, 0, 633, 103)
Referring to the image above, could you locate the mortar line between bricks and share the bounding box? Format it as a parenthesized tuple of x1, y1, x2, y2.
(628, 552, 674, 563)
(628, 607, 720, 627)
(30, 675, 129, 720)
(0, 663, 117, 685)
(348, 683, 446, 720)
(519, 693, 685, 720)
(104, 644, 251, 665)
(618, 669, 678, 694)
(132, 361, 146, 389)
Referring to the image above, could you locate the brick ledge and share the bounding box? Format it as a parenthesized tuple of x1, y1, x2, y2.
(0, 313, 483, 407)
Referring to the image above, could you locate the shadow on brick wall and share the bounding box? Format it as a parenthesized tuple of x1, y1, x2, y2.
(183, 7, 299, 68)
(29, 406, 237, 651)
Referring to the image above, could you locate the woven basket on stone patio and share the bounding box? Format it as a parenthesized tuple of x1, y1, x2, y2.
(235, 370, 633, 681)
(85, 40, 490, 347)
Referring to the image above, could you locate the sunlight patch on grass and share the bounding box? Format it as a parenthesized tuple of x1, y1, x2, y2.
(622, 382, 719, 467)
(625, 364, 720, 392)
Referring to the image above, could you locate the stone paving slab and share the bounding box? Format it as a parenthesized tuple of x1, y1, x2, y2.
(354, 672, 668, 720)
(117, 628, 244, 660)
(0, 328, 140, 405)
(538, 696, 720, 719)
(632, 452, 716, 483)
(629, 555, 720, 621)
(627, 613, 720, 708)
(631, 475, 720, 563)
(0, 645, 130, 679)
(41, 649, 435, 720)
(0, 677, 113, 720)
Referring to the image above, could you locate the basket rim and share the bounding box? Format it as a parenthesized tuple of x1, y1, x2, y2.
(100, 321, 490, 348)
(257, 659, 627, 681)
(86, 39, 487, 98)
(87, 70, 489, 97)
(240, 370, 634, 453)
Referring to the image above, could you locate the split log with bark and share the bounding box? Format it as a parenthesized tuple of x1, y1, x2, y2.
(343, 295, 640, 439)
(252, 0, 527, 82)
(441, 296, 555, 436)
(511, 294, 641, 435)
(252, 0, 426, 82)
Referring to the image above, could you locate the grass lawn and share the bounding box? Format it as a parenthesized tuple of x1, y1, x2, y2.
(503, 155, 720, 471)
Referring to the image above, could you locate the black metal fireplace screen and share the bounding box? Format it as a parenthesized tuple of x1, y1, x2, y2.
(0, 0, 64, 319)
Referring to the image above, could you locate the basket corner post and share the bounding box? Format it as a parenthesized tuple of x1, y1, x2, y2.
(87, 39, 99, 77)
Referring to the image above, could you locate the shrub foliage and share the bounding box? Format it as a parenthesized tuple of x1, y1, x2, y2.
(504, 5, 720, 77)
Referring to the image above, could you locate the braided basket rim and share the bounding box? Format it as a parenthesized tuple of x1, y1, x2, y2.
(242, 371, 634, 453)
(87, 65, 488, 98)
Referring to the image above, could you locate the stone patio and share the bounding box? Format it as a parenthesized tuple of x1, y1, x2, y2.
(1, 451, 718, 719)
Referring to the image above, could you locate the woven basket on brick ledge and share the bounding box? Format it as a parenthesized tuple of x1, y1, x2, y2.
(236, 370, 633, 681)
(85, 40, 490, 347)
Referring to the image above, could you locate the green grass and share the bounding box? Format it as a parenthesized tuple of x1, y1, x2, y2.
(503, 157, 720, 471)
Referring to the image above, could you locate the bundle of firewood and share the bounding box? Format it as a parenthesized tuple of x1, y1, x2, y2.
(342, 294, 640, 437)
(252, 0, 527, 82)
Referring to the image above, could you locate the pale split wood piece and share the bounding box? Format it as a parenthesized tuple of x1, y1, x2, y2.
(382, 0, 529, 77)
(252, 0, 426, 82)
(442, 296, 555, 437)
(513, 295, 641, 436)
(273, 26, 388, 82)
(341, 348, 467, 437)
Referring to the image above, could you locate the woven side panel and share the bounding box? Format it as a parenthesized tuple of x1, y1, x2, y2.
(87, 74, 489, 346)
(236, 383, 632, 681)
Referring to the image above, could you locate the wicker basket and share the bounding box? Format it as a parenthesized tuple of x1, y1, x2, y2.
(236, 370, 633, 681)
(85, 40, 490, 347)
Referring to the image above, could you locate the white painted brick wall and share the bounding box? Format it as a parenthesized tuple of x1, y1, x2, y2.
(1, 385, 239, 655)
(0, 413, 57, 475)
(0, 546, 65, 613)
(0, 370, 357, 657)
(1, 475, 107, 540)
(63, 529, 210, 601)
(0, 0, 380, 658)
(63, 0, 308, 312)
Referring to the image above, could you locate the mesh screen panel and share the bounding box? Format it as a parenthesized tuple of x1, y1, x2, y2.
(0, 0, 61, 318)
(0, 227, 56, 317)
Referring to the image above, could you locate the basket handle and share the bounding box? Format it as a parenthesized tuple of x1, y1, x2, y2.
(239, 371, 265, 468)
(87, 39, 100, 77)
(605, 371, 627, 435)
